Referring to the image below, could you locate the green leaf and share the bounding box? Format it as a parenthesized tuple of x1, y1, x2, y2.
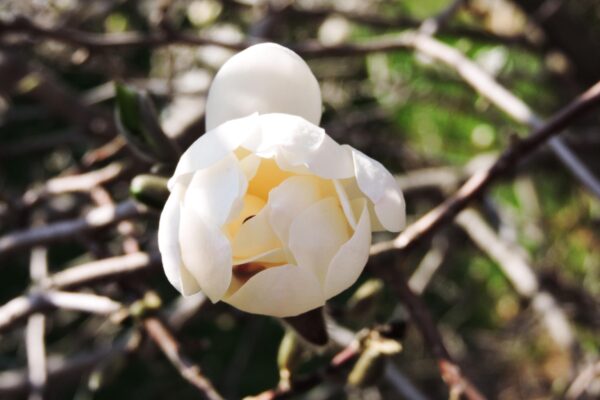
(114, 82, 181, 163)
(115, 82, 140, 134)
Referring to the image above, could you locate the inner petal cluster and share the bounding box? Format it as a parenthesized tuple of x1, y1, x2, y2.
(223, 154, 355, 296)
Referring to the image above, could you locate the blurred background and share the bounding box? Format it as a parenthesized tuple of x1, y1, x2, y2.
(1, 0, 600, 399)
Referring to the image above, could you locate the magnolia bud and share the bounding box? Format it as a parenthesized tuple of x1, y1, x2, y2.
(277, 330, 305, 383)
(130, 174, 169, 210)
(347, 279, 384, 325)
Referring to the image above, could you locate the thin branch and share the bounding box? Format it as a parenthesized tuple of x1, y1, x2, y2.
(419, 0, 466, 36)
(0, 130, 84, 159)
(143, 317, 224, 400)
(0, 201, 148, 258)
(8, 12, 590, 196)
(44, 252, 160, 290)
(371, 79, 600, 256)
(249, 341, 361, 400)
(326, 316, 429, 400)
(41, 291, 123, 314)
(26, 247, 48, 400)
(289, 4, 533, 48)
(372, 261, 486, 400)
(0, 291, 123, 334)
(22, 162, 127, 206)
(25, 314, 45, 400)
(565, 360, 600, 399)
(0, 330, 140, 398)
(384, 364, 430, 400)
(407, 235, 449, 295)
(0, 9, 533, 54)
(456, 209, 574, 349)
(0, 51, 114, 137)
(0, 16, 247, 50)
(253, 320, 423, 400)
(404, 32, 600, 198)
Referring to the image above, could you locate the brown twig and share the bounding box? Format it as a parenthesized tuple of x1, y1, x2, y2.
(456, 209, 575, 349)
(0, 330, 141, 398)
(565, 360, 600, 399)
(0, 201, 148, 258)
(142, 317, 224, 400)
(419, 0, 466, 36)
(403, 32, 600, 199)
(0, 291, 123, 334)
(248, 341, 361, 400)
(0, 16, 247, 51)
(371, 79, 600, 256)
(0, 51, 115, 137)
(289, 4, 533, 48)
(44, 252, 160, 290)
(26, 247, 48, 400)
(372, 261, 486, 400)
(22, 162, 127, 206)
(0, 9, 533, 54)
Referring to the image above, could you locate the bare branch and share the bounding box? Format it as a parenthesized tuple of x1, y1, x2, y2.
(44, 252, 160, 290)
(456, 209, 574, 349)
(248, 340, 361, 400)
(0, 291, 123, 334)
(26, 247, 48, 400)
(371, 261, 486, 400)
(0, 16, 247, 51)
(0, 201, 148, 258)
(0, 330, 141, 398)
(0, 52, 115, 137)
(408, 235, 449, 294)
(404, 33, 600, 198)
(565, 360, 600, 399)
(25, 314, 45, 400)
(419, 0, 466, 36)
(143, 317, 224, 400)
(371, 79, 600, 256)
(22, 162, 127, 206)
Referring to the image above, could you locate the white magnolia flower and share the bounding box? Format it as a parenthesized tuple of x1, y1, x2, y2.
(158, 43, 405, 318)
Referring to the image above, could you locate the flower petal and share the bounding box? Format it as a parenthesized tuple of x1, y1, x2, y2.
(244, 114, 355, 179)
(247, 158, 295, 200)
(183, 154, 246, 227)
(158, 186, 201, 296)
(239, 153, 261, 181)
(225, 194, 265, 240)
(179, 203, 232, 303)
(333, 179, 357, 229)
(224, 264, 324, 317)
(232, 248, 287, 266)
(169, 113, 260, 189)
(231, 205, 282, 259)
(324, 199, 372, 298)
(288, 197, 351, 284)
(350, 148, 406, 232)
(205, 43, 322, 131)
(268, 175, 323, 245)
